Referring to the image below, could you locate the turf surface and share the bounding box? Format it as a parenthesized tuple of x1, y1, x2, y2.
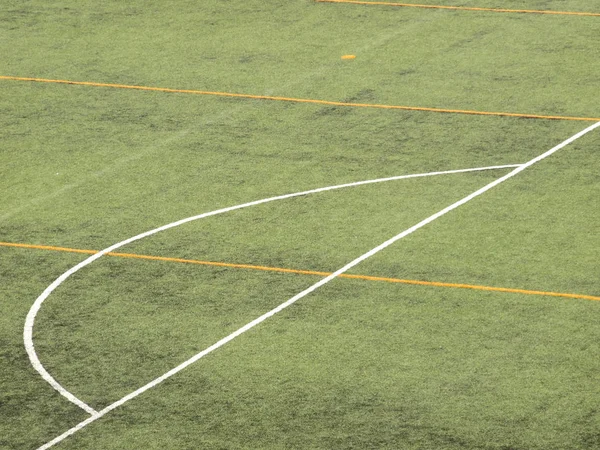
(1, 1, 599, 449)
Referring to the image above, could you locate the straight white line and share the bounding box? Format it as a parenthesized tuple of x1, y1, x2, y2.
(24, 164, 518, 417)
(37, 121, 600, 449)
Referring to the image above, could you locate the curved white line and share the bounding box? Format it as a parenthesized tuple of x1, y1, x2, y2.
(36, 122, 600, 450)
(24, 164, 520, 415)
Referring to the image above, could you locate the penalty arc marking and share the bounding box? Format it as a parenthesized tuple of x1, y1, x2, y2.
(37, 122, 600, 450)
(24, 164, 518, 416)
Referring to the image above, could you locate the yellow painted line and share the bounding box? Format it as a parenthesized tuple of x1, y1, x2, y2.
(1, 242, 98, 255)
(1, 75, 599, 123)
(315, 0, 600, 17)
(339, 273, 600, 302)
(2, 241, 599, 302)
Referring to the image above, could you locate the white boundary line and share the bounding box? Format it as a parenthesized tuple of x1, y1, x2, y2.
(24, 164, 518, 416)
(34, 120, 600, 448)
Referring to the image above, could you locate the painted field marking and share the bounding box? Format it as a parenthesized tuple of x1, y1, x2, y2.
(3, 240, 599, 302)
(315, 0, 600, 17)
(2, 75, 599, 122)
(36, 122, 600, 449)
(23, 164, 518, 417)
(24, 165, 515, 415)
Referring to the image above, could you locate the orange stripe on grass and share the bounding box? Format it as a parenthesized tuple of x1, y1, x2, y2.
(315, 0, 600, 17)
(1, 75, 599, 123)
(2, 241, 599, 302)
(340, 274, 600, 302)
(109, 251, 333, 277)
(0, 242, 98, 255)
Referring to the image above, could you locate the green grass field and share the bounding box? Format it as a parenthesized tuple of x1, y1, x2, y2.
(1, 1, 599, 448)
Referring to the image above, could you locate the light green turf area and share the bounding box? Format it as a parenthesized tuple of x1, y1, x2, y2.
(1, 1, 599, 449)
(1, 0, 600, 116)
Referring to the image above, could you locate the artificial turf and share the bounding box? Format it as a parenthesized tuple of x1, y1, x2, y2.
(1, 1, 599, 448)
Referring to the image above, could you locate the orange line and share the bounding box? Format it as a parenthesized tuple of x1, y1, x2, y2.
(315, 0, 600, 17)
(0, 242, 98, 255)
(2, 241, 599, 302)
(107, 251, 333, 277)
(1, 75, 599, 122)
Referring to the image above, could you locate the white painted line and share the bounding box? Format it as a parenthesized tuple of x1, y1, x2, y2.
(24, 164, 517, 416)
(36, 120, 600, 450)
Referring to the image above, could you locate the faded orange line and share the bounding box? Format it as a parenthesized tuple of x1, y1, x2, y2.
(0, 242, 98, 255)
(315, 0, 600, 17)
(109, 251, 333, 277)
(340, 274, 600, 302)
(1, 75, 599, 122)
(2, 241, 599, 302)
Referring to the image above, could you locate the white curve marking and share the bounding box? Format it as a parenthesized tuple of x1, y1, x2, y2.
(36, 121, 600, 449)
(24, 164, 520, 416)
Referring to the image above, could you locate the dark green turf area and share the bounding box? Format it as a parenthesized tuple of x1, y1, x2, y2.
(46, 282, 600, 449)
(0, 250, 90, 449)
(1, 1, 599, 449)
